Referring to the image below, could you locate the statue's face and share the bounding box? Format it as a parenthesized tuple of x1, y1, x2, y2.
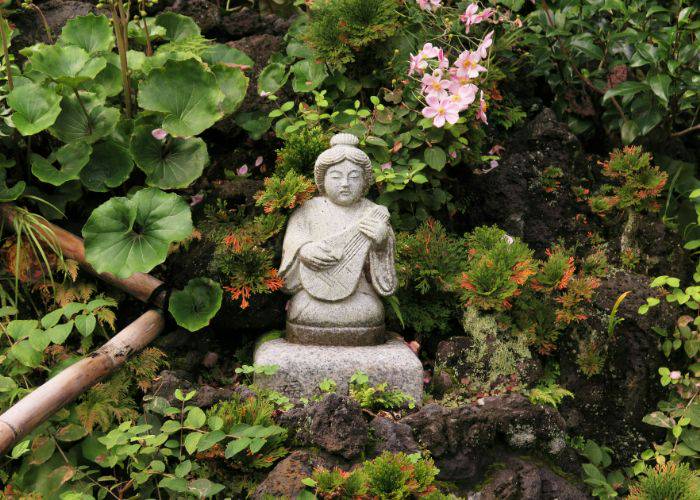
(324, 160, 365, 206)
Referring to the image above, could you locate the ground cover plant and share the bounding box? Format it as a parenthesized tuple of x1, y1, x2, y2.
(0, 0, 698, 498)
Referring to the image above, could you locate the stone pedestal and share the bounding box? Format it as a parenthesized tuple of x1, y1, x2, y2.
(253, 335, 423, 404)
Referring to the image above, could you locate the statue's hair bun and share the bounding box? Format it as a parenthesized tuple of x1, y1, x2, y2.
(330, 133, 359, 147)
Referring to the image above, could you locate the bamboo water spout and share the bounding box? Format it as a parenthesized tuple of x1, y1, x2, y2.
(0, 205, 171, 454)
(0, 310, 164, 454)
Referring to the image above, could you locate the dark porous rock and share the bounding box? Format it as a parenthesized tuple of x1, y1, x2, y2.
(401, 394, 576, 484)
(479, 457, 588, 500)
(148, 370, 233, 408)
(369, 416, 420, 457)
(462, 108, 587, 255)
(275, 394, 368, 460)
(558, 271, 672, 461)
(10, 1, 95, 50)
(253, 449, 344, 500)
(165, 0, 221, 33)
(221, 7, 292, 39)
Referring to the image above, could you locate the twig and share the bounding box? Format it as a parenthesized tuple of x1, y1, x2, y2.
(671, 124, 700, 138)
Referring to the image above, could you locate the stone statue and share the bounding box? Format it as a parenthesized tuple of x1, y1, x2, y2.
(279, 133, 397, 346)
(254, 133, 422, 404)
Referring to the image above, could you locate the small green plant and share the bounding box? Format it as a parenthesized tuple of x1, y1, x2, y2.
(628, 462, 699, 500)
(349, 371, 415, 411)
(275, 125, 330, 176)
(305, 0, 401, 69)
(576, 439, 626, 498)
(527, 363, 574, 408)
(306, 451, 442, 499)
(541, 166, 564, 193)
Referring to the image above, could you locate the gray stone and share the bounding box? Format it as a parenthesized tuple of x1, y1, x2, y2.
(253, 337, 424, 403)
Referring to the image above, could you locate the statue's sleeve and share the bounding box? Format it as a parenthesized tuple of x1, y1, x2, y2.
(279, 208, 312, 294)
(368, 227, 397, 296)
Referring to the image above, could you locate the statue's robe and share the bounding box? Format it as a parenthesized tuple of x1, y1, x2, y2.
(279, 196, 397, 343)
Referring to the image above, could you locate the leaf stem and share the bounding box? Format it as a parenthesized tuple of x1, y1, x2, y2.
(73, 88, 93, 135)
(26, 3, 53, 44)
(111, 1, 133, 118)
(670, 124, 700, 138)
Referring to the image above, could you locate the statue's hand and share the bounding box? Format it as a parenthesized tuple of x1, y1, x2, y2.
(299, 241, 341, 270)
(359, 217, 389, 248)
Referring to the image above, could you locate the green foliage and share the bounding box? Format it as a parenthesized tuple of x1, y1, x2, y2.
(575, 438, 626, 498)
(527, 363, 573, 408)
(82, 188, 194, 278)
(275, 125, 330, 176)
(628, 462, 699, 500)
(168, 277, 223, 332)
(308, 452, 441, 499)
(394, 220, 466, 336)
(254, 170, 316, 215)
(349, 371, 415, 411)
(589, 147, 668, 217)
(526, 0, 699, 144)
(305, 0, 400, 69)
(460, 225, 535, 311)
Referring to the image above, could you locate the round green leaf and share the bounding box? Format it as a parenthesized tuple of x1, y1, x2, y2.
(290, 59, 327, 93)
(60, 14, 114, 54)
(30, 45, 106, 87)
(212, 65, 248, 115)
(424, 147, 446, 171)
(51, 92, 120, 144)
(80, 140, 134, 192)
(82, 188, 193, 278)
(155, 12, 200, 42)
(202, 44, 254, 68)
(130, 125, 208, 189)
(75, 313, 96, 337)
(169, 277, 223, 332)
(10, 339, 43, 368)
(7, 82, 62, 136)
(31, 142, 92, 186)
(0, 181, 25, 202)
(127, 18, 167, 46)
(80, 53, 123, 98)
(138, 59, 223, 137)
(258, 62, 289, 95)
(234, 111, 272, 140)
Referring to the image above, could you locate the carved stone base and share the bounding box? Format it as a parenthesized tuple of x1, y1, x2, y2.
(253, 335, 424, 404)
(286, 322, 384, 346)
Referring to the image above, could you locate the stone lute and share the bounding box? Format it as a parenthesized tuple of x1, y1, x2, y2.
(300, 207, 390, 301)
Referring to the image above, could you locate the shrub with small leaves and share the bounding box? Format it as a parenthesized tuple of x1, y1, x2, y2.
(628, 462, 699, 500)
(349, 371, 415, 411)
(275, 125, 330, 176)
(254, 170, 316, 215)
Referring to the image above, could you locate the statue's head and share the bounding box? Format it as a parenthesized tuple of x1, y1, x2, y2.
(315, 133, 372, 206)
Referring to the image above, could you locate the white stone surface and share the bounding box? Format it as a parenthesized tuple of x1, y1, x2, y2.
(253, 337, 424, 404)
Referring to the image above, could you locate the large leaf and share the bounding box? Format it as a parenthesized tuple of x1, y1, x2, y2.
(82, 188, 193, 278)
(79, 53, 122, 98)
(31, 142, 92, 186)
(138, 59, 223, 137)
(258, 62, 289, 95)
(291, 59, 328, 93)
(201, 44, 254, 68)
(10, 339, 43, 368)
(212, 65, 248, 115)
(60, 14, 114, 54)
(80, 140, 134, 192)
(169, 278, 223, 332)
(155, 12, 200, 42)
(130, 124, 208, 189)
(51, 92, 120, 144)
(7, 82, 62, 136)
(30, 44, 106, 87)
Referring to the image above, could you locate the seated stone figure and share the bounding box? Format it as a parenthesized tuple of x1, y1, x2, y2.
(279, 133, 397, 346)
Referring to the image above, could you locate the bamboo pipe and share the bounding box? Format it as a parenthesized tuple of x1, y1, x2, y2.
(0, 204, 166, 307)
(0, 309, 165, 454)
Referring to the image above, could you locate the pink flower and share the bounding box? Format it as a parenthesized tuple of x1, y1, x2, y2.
(450, 151, 457, 159)
(408, 340, 420, 354)
(259, 91, 270, 97)
(476, 31, 494, 59)
(190, 193, 204, 206)
(502, 234, 514, 244)
(476, 91, 488, 124)
(381, 162, 392, 171)
(417, 0, 441, 11)
(489, 144, 504, 155)
(421, 73, 451, 99)
(437, 48, 449, 71)
(237, 164, 249, 176)
(670, 371, 682, 381)
(447, 83, 478, 111)
(422, 95, 460, 128)
(454, 50, 487, 79)
(460, 4, 494, 33)
(420, 42, 440, 59)
(151, 128, 168, 140)
(409, 52, 428, 75)
(255, 156, 264, 167)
